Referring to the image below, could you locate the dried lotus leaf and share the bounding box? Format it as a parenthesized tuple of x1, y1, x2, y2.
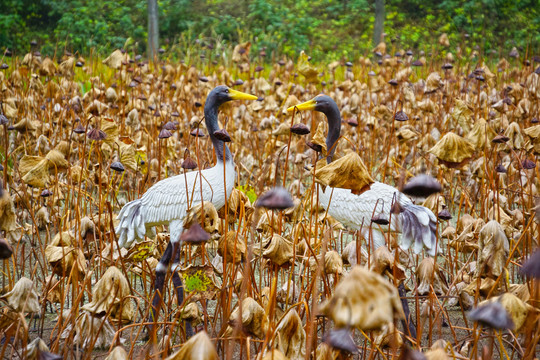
(101, 119, 119, 146)
(320, 266, 404, 331)
(396, 125, 419, 142)
(479, 293, 529, 332)
(104, 346, 128, 360)
(181, 302, 202, 325)
(272, 123, 291, 136)
(81, 266, 133, 322)
(26, 337, 56, 360)
(315, 152, 374, 195)
(425, 348, 450, 360)
(59, 57, 75, 77)
(218, 231, 246, 263)
(117, 142, 137, 171)
(310, 121, 328, 154)
(183, 202, 219, 235)
(166, 331, 218, 360)
(45, 149, 69, 169)
(0, 190, 17, 233)
(261, 234, 293, 266)
(429, 132, 474, 167)
(226, 297, 268, 339)
(416, 257, 448, 295)
(0, 307, 27, 344)
(21, 158, 50, 188)
(45, 245, 86, 277)
(256, 211, 280, 234)
(425, 72, 443, 93)
(60, 310, 120, 349)
(501, 122, 525, 150)
(466, 118, 496, 149)
(179, 265, 219, 301)
(50, 231, 75, 246)
(508, 283, 530, 303)
(298, 51, 319, 83)
(102, 49, 129, 69)
(232, 42, 251, 63)
(477, 220, 509, 279)
(13, 118, 37, 132)
(451, 99, 473, 132)
(274, 309, 306, 360)
(0, 277, 40, 313)
(258, 349, 287, 360)
(373, 322, 402, 349)
(324, 250, 343, 275)
(40, 57, 57, 77)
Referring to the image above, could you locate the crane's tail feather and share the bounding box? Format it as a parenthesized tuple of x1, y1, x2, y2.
(399, 204, 438, 256)
(116, 199, 147, 248)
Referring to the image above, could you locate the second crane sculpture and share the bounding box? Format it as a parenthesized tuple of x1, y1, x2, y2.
(116, 86, 258, 336)
(288, 95, 438, 256)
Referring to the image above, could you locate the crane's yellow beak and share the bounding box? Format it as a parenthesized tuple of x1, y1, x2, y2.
(228, 89, 258, 101)
(287, 98, 317, 112)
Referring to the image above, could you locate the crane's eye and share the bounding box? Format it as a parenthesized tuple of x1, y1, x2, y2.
(225, 88, 229, 93)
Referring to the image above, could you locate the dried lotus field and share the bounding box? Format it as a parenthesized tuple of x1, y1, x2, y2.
(0, 45, 540, 360)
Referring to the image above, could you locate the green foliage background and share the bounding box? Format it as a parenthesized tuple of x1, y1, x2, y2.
(1, 0, 539, 60)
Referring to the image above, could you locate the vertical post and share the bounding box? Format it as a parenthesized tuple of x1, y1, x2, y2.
(147, 0, 159, 60)
(373, 0, 385, 47)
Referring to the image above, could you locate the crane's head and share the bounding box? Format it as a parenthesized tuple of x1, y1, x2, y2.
(286, 94, 338, 115)
(208, 85, 258, 106)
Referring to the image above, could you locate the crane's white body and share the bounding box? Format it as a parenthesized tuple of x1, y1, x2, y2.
(116, 159, 235, 248)
(317, 181, 437, 255)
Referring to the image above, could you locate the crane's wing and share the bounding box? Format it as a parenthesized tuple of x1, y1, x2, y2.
(321, 182, 410, 231)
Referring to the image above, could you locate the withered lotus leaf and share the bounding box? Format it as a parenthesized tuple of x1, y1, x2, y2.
(104, 346, 128, 360)
(320, 266, 404, 331)
(102, 49, 129, 69)
(315, 152, 375, 195)
(310, 121, 328, 154)
(183, 202, 219, 235)
(274, 309, 306, 360)
(60, 310, 120, 348)
(0, 190, 17, 233)
(259, 349, 288, 360)
(181, 302, 202, 325)
(502, 122, 525, 150)
(479, 293, 530, 332)
(298, 51, 319, 83)
(416, 257, 448, 295)
(324, 250, 344, 275)
(261, 234, 294, 266)
(0, 277, 40, 313)
(218, 231, 246, 263)
(428, 132, 475, 166)
(424, 348, 450, 360)
(467, 118, 496, 149)
(26, 337, 60, 360)
(425, 72, 443, 93)
(166, 331, 218, 360)
(13, 117, 37, 132)
(0, 306, 27, 341)
(45, 245, 86, 277)
(373, 322, 402, 349)
(226, 297, 268, 339)
(451, 100, 474, 132)
(179, 265, 219, 301)
(232, 42, 251, 63)
(19, 156, 50, 187)
(81, 266, 134, 322)
(477, 220, 509, 279)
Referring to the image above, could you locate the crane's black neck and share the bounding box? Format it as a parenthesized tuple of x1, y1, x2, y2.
(322, 103, 341, 164)
(204, 97, 233, 163)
